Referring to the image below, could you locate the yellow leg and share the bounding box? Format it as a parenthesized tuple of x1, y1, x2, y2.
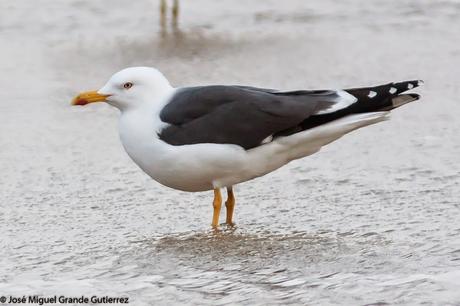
(172, 0, 179, 28)
(211, 188, 222, 228)
(160, 0, 167, 29)
(225, 187, 235, 225)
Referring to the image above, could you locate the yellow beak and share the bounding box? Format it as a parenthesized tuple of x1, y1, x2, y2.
(71, 90, 109, 106)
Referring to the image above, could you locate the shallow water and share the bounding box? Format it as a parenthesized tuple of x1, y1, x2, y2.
(1, 0, 460, 305)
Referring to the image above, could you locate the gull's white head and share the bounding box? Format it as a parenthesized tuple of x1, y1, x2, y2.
(72, 67, 173, 111)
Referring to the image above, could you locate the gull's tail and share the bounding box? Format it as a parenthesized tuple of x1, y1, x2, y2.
(381, 93, 420, 111)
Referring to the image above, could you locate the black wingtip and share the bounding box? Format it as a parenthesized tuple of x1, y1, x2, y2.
(391, 80, 424, 95)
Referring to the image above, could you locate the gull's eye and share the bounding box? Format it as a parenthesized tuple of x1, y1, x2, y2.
(123, 82, 133, 89)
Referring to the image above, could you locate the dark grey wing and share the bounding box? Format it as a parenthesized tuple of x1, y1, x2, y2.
(158, 85, 349, 150)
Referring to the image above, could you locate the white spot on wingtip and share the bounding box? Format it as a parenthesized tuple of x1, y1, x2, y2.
(417, 80, 424, 86)
(407, 83, 414, 89)
(389, 87, 397, 94)
(261, 135, 273, 144)
(368, 91, 377, 98)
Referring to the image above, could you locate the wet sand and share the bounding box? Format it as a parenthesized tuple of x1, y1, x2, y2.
(1, 0, 460, 305)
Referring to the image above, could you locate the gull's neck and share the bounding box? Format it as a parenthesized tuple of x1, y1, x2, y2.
(119, 87, 176, 147)
(117, 86, 177, 174)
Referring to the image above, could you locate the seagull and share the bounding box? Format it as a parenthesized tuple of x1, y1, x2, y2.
(72, 67, 422, 227)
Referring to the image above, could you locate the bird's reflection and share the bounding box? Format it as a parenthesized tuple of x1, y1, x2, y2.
(160, 0, 180, 36)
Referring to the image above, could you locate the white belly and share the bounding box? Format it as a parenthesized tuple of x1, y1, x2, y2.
(119, 133, 314, 192)
(138, 142, 250, 191)
(120, 134, 279, 192)
(117, 112, 262, 191)
(118, 110, 389, 192)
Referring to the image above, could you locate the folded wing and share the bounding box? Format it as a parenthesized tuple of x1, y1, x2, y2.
(158, 85, 357, 149)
